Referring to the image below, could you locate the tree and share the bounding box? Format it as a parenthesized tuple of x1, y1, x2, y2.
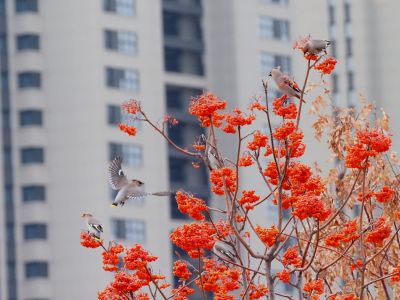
(81, 36, 399, 300)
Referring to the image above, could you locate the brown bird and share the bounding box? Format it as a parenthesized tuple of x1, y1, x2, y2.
(108, 156, 172, 207)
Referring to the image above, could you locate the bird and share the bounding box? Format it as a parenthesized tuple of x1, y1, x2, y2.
(82, 213, 103, 241)
(108, 156, 172, 207)
(213, 241, 237, 264)
(303, 39, 331, 55)
(269, 67, 305, 102)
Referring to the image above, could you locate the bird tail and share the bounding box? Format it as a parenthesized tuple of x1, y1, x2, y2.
(92, 235, 102, 242)
(151, 191, 175, 197)
(110, 203, 118, 208)
(295, 94, 306, 103)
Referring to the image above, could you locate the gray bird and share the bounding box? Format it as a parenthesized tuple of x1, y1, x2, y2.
(269, 67, 305, 102)
(213, 241, 237, 263)
(108, 156, 171, 207)
(303, 39, 331, 55)
(82, 213, 103, 241)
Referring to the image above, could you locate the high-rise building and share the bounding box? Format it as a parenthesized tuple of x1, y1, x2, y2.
(0, 0, 398, 299)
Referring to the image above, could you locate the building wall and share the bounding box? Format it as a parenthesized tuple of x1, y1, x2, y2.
(1, 0, 400, 299)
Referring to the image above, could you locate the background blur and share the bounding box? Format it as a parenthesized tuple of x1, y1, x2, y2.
(0, 0, 399, 299)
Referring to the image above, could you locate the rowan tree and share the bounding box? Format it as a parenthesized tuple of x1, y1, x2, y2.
(81, 36, 400, 300)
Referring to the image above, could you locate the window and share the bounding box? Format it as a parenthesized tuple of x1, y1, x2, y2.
(1, 71, 8, 91)
(25, 262, 48, 278)
(24, 224, 47, 240)
(112, 219, 145, 242)
(5, 184, 13, 204)
(169, 157, 185, 183)
(328, 5, 335, 26)
(107, 105, 121, 125)
(17, 34, 39, 51)
(6, 223, 14, 242)
(168, 123, 185, 147)
(347, 71, 354, 91)
(259, 16, 289, 41)
(109, 143, 142, 167)
(164, 47, 181, 72)
(260, 52, 291, 74)
(0, 34, 6, 54)
(330, 40, 337, 57)
(0, 0, 5, 15)
(106, 67, 139, 92)
(104, 0, 135, 16)
(345, 37, 352, 57)
(260, 52, 274, 74)
(21, 147, 44, 164)
(22, 185, 45, 202)
(107, 105, 138, 127)
(166, 87, 182, 109)
(20, 110, 42, 126)
(163, 12, 180, 36)
(170, 195, 187, 219)
(8, 261, 16, 280)
(16, 0, 38, 13)
(344, 3, 351, 23)
(4, 146, 11, 166)
(261, 52, 291, 75)
(104, 30, 137, 55)
(332, 74, 338, 94)
(18, 72, 41, 89)
(2, 111, 10, 129)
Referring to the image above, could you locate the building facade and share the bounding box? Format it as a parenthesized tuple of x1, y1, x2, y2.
(0, 0, 398, 299)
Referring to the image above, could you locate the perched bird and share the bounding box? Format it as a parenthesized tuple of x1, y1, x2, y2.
(108, 156, 172, 207)
(82, 213, 103, 241)
(213, 241, 237, 263)
(269, 67, 305, 102)
(303, 39, 331, 55)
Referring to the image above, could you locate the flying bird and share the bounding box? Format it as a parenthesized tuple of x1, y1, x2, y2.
(303, 39, 331, 55)
(82, 213, 103, 241)
(108, 156, 172, 207)
(269, 67, 305, 102)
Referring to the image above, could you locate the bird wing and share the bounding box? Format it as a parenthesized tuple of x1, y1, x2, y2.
(311, 39, 329, 52)
(282, 75, 302, 94)
(89, 218, 103, 233)
(108, 156, 129, 190)
(126, 185, 147, 200)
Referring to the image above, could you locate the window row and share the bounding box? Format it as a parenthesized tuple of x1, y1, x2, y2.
(259, 16, 290, 41)
(15, 0, 137, 15)
(16, 68, 140, 91)
(4, 147, 43, 166)
(21, 106, 143, 127)
(6, 30, 138, 53)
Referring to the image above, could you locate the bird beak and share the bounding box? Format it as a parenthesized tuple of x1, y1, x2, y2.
(110, 204, 117, 208)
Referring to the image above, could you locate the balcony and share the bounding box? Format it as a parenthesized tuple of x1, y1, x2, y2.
(163, 0, 202, 16)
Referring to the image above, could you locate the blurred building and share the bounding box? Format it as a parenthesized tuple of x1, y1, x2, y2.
(0, 0, 398, 299)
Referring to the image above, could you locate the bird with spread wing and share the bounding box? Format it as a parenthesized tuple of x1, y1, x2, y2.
(108, 156, 172, 207)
